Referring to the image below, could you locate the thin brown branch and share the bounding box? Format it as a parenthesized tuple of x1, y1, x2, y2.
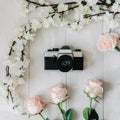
(97, 2, 113, 7)
(84, 12, 105, 18)
(49, 5, 79, 14)
(26, 0, 77, 7)
(26, 0, 119, 8)
(113, 12, 120, 19)
(7, 87, 14, 103)
(8, 41, 16, 56)
(6, 66, 9, 76)
(20, 44, 26, 62)
(84, 11, 120, 18)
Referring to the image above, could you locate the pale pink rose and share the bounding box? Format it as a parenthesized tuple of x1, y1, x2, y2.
(50, 84, 68, 104)
(26, 96, 46, 114)
(97, 33, 119, 52)
(112, 33, 119, 43)
(85, 79, 103, 98)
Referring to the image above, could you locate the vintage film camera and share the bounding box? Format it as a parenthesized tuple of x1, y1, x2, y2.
(44, 46, 84, 72)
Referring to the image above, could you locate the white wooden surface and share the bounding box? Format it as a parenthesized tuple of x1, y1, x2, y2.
(0, 0, 120, 120)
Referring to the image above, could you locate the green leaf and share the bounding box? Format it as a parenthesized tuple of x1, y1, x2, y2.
(65, 108, 73, 120)
(83, 107, 91, 120)
(83, 108, 99, 120)
(46, 118, 50, 120)
(89, 109, 99, 120)
(110, 0, 115, 4)
(115, 46, 120, 52)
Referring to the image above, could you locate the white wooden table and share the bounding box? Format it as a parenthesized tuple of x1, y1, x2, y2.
(0, 0, 120, 120)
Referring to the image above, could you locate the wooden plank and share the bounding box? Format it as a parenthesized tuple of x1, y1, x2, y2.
(66, 22, 103, 120)
(0, 0, 29, 119)
(103, 21, 120, 120)
(29, 27, 67, 120)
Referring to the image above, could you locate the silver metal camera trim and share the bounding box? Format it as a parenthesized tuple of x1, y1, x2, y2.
(44, 49, 83, 58)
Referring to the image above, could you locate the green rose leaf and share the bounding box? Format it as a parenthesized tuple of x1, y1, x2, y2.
(110, 0, 115, 4)
(89, 109, 99, 120)
(115, 46, 120, 52)
(83, 108, 99, 120)
(46, 118, 50, 120)
(65, 108, 73, 120)
(83, 107, 91, 120)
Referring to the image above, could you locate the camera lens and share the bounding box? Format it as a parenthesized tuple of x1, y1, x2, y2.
(57, 55, 73, 72)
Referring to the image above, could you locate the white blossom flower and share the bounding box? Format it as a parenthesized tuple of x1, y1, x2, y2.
(13, 69, 25, 77)
(20, 38, 28, 46)
(9, 41, 14, 47)
(70, 22, 78, 30)
(38, 0, 46, 5)
(48, 6, 54, 13)
(17, 78, 25, 85)
(111, 3, 120, 12)
(106, 0, 112, 4)
(23, 58, 30, 68)
(19, 0, 28, 8)
(16, 57, 30, 68)
(31, 19, 42, 31)
(7, 62, 24, 77)
(58, 4, 68, 12)
(14, 51, 21, 58)
(29, 4, 36, 12)
(23, 32, 35, 41)
(21, 8, 29, 16)
(60, 20, 68, 27)
(86, 0, 98, 6)
(77, 22, 84, 30)
(52, 13, 62, 26)
(3, 77, 18, 91)
(70, 21, 84, 30)
(42, 17, 53, 28)
(5, 76, 25, 86)
(19, 0, 30, 16)
(13, 41, 24, 51)
(3, 56, 17, 67)
(15, 26, 25, 38)
(74, 5, 91, 22)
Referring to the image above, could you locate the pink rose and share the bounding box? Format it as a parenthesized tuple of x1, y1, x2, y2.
(50, 84, 68, 104)
(97, 33, 119, 52)
(26, 96, 46, 115)
(85, 79, 103, 98)
(113, 33, 120, 43)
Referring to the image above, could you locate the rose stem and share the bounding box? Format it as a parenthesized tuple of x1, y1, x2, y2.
(90, 98, 93, 110)
(58, 102, 66, 120)
(39, 113, 46, 120)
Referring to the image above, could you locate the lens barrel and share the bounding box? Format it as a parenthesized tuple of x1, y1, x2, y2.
(57, 55, 73, 72)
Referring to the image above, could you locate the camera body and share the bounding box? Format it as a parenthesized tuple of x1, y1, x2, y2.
(44, 46, 84, 72)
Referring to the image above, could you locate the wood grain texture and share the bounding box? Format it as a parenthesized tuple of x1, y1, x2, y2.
(0, 0, 120, 120)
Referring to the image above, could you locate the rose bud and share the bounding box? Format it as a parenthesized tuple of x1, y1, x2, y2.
(26, 96, 46, 115)
(97, 33, 119, 52)
(84, 79, 103, 98)
(50, 84, 68, 104)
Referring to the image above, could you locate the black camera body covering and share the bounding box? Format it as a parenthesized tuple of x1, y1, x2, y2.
(44, 46, 84, 72)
